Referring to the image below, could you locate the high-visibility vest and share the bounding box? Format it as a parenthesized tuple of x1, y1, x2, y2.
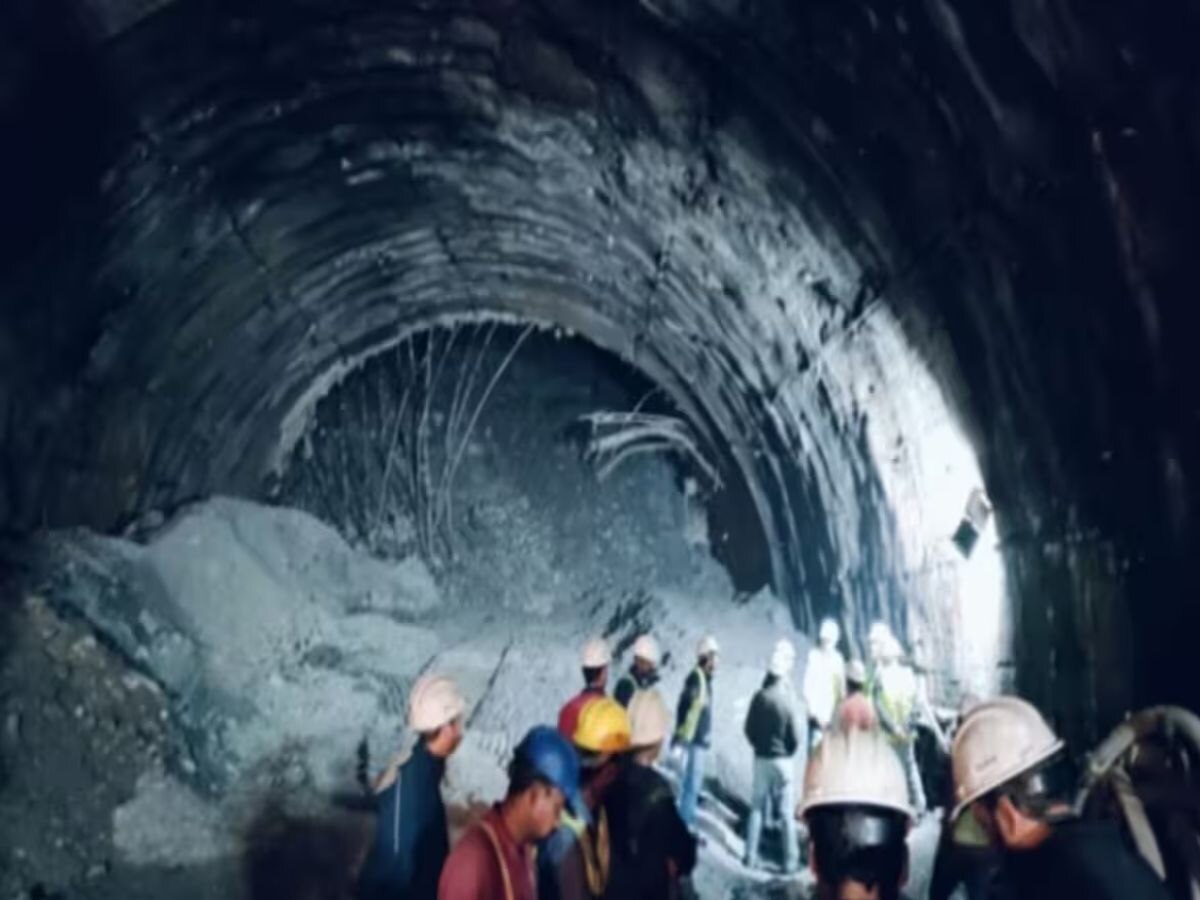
(560, 808, 611, 898)
(675, 667, 708, 744)
(876, 664, 916, 743)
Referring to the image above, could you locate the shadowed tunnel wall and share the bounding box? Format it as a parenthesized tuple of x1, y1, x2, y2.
(0, 0, 1197, 747)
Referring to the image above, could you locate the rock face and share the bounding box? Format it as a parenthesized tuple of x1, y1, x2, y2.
(22, 496, 813, 801)
(0, 591, 241, 900)
(27, 497, 445, 789)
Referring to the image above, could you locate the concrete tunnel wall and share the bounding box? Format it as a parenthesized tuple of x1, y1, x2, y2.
(0, 0, 1197, 749)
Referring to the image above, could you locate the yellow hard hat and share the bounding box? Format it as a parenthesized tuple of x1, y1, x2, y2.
(950, 696, 1063, 820)
(573, 696, 632, 754)
(801, 728, 912, 819)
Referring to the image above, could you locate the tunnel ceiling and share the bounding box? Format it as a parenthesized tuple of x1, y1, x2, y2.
(1, 0, 1197, 737)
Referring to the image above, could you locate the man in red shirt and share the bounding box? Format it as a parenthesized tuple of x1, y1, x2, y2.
(834, 659, 878, 732)
(557, 638, 611, 739)
(439, 726, 582, 900)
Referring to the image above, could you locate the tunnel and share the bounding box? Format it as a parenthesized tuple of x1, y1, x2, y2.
(0, 0, 1196, 897)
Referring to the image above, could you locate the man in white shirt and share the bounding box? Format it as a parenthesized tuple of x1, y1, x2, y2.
(802, 618, 845, 750)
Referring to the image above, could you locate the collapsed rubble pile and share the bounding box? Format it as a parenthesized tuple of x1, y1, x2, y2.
(3, 496, 830, 898)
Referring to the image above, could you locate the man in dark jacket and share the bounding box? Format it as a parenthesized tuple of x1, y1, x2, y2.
(951, 696, 1171, 900)
(673, 635, 718, 830)
(741, 639, 801, 873)
(605, 690, 696, 900)
(358, 675, 466, 900)
(613, 634, 660, 708)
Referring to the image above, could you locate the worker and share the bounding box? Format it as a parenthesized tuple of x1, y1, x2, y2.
(803, 619, 846, 750)
(929, 797, 999, 900)
(950, 696, 1172, 900)
(910, 638, 950, 753)
(358, 674, 465, 900)
(613, 634, 660, 708)
(559, 637, 611, 739)
(439, 725, 582, 900)
(930, 696, 997, 900)
(673, 634, 718, 830)
(539, 697, 632, 900)
(799, 727, 913, 900)
(833, 659, 877, 732)
(866, 621, 892, 688)
(873, 635, 925, 813)
(604, 690, 697, 899)
(742, 639, 801, 873)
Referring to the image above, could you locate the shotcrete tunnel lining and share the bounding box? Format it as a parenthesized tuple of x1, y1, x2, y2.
(6, 0, 1190, 748)
(4, 0, 1014, 705)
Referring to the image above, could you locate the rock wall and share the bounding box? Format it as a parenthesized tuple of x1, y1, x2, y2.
(0, 0, 1196, 744)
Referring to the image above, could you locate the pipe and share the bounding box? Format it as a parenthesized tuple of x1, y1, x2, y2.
(1079, 705, 1200, 807)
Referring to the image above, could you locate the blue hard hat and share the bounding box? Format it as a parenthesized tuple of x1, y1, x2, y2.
(513, 725, 583, 814)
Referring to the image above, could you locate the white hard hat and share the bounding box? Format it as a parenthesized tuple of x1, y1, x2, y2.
(881, 634, 904, 662)
(868, 621, 892, 643)
(801, 727, 912, 819)
(768, 639, 796, 676)
(407, 675, 466, 733)
(950, 696, 1064, 820)
(697, 635, 720, 657)
(846, 659, 868, 684)
(819, 618, 840, 644)
(631, 634, 660, 665)
(627, 689, 671, 748)
(581, 637, 611, 668)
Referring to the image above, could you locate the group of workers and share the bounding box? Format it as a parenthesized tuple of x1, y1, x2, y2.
(741, 617, 926, 875)
(357, 632, 706, 900)
(356, 622, 1172, 900)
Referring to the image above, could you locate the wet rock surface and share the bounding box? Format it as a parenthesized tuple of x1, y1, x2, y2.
(0, 592, 239, 900)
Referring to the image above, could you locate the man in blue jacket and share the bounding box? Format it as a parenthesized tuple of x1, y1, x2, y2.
(358, 674, 466, 900)
(673, 635, 718, 830)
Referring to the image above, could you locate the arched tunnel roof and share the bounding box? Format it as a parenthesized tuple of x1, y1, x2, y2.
(0, 0, 1196, 741)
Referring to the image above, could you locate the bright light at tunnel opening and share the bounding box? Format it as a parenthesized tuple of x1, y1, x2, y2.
(918, 421, 1009, 701)
(955, 510, 1007, 698)
(844, 306, 1011, 704)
